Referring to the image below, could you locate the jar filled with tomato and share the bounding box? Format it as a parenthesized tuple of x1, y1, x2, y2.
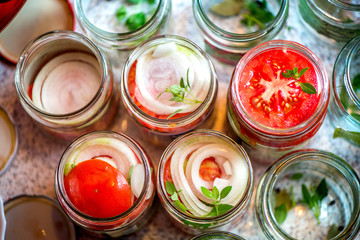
(297, 0, 360, 45)
(55, 131, 155, 237)
(193, 0, 288, 65)
(74, 0, 171, 67)
(227, 40, 329, 161)
(15, 30, 118, 142)
(157, 129, 253, 234)
(328, 35, 360, 146)
(120, 35, 218, 145)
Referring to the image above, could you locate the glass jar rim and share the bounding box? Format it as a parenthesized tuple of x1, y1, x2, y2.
(193, 0, 288, 41)
(74, 0, 168, 41)
(230, 40, 329, 137)
(157, 129, 254, 222)
(344, 35, 360, 109)
(121, 34, 217, 129)
(15, 30, 110, 120)
(189, 231, 246, 240)
(328, 0, 360, 11)
(256, 149, 360, 240)
(55, 130, 152, 223)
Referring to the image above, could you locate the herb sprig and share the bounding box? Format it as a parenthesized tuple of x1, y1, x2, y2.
(241, 0, 274, 29)
(157, 68, 203, 119)
(281, 67, 317, 94)
(333, 128, 360, 145)
(201, 186, 233, 217)
(166, 181, 189, 212)
(301, 178, 328, 224)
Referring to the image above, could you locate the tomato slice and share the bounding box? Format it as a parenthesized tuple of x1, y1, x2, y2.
(199, 157, 221, 182)
(237, 49, 320, 128)
(127, 61, 188, 120)
(64, 159, 132, 218)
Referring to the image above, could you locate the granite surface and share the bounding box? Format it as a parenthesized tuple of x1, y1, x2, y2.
(0, 0, 359, 239)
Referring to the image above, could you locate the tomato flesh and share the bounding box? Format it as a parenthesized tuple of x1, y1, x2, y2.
(237, 49, 320, 128)
(64, 159, 132, 218)
(199, 157, 221, 182)
(128, 61, 188, 120)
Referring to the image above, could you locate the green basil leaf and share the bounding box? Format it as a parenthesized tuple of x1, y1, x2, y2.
(274, 204, 287, 224)
(147, 0, 156, 4)
(170, 85, 184, 95)
(125, 12, 146, 31)
(210, 0, 243, 17)
(186, 68, 191, 88)
(116, 6, 127, 21)
(201, 186, 214, 200)
(206, 207, 218, 217)
(290, 173, 303, 180)
(217, 204, 233, 215)
(180, 77, 185, 88)
(302, 184, 312, 207)
(300, 82, 317, 94)
(281, 72, 293, 78)
(316, 178, 328, 201)
(298, 67, 309, 78)
(174, 200, 188, 212)
(165, 181, 176, 195)
(169, 97, 183, 102)
(333, 128, 360, 145)
(170, 193, 179, 201)
(127, 0, 143, 4)
(220, 186, 232, 199)
(212, 186, 220, 201)
(167, 109, 184, 119)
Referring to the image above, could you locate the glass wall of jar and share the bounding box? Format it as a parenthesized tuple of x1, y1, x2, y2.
(120, 35, 218, 146)
(193, 0, 289, 65)
(227, 40, 329, 162)
(55, 131, 156, 238)
(15, 30, 118, 142)
(189, 231, 245, 240)
(157, 129, 253, 234)
(297, 0, 360, 45)
(74, 0, 171, 67)
(328, 34, 360, 146)
(255, 149, 360, 240)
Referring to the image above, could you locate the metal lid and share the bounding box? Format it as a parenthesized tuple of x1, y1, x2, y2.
(0, 106, 18, 176)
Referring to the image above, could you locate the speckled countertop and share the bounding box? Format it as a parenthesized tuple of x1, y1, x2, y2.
(0, 0, 359, 240)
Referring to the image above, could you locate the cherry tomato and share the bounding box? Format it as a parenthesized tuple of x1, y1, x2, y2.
(64, 159, 132, 218)
(199, 157, 221, 182)
(237, 49, 320, 128)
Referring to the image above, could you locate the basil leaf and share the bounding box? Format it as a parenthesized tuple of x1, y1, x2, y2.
(147, 0, 156, 4)
(290, 173, 303, 180)
(217, 204, 233, 215)
(298, 67, 309, 78)
(333, 128, 360, 145)
(170, 85, 184, 95)
(180, 77, 185, 88)
(165, 181, 176, 195)
(220, 186, 232, 199)
(170, 193, 179, 201)
(201, 186, 214, 200)
(174, 200, 188, 212)
(116, 6, 127, 21)
(274, 204, 287, 224)
(169, 97, 183, 102)
(300, 82, 317, 94)
(302, 184, 312, 207)
(212, 186, 220, 201)
(127, 0, 143, 4)
(210, 0, 243, 17)
(166, 109, 184, 119)
(125, 12, 146, 31)
(281, 72, 293, 78)
(206, 207, 218, 217)
(316, 178, 328, 201)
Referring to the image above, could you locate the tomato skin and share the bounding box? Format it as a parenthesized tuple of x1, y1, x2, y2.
(64, 159, 132, 218)
(199, 157, 221, 182)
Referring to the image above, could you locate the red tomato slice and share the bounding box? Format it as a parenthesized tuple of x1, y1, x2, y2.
(163, 157, 173, 184)
(237, 49, 320, 128)
(64, 159, 132, 218)
(199, 157, 221, 182)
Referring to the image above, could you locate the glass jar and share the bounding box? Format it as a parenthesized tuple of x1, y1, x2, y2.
(15, 30, 118, 142)
(193, 0, 289, 65)
(297, 0, 360, 44)
(74, 0, 171, 67)
(255, 149, 360, 239)
(189, 231, 245, 240)
(55, 131, 155, 238)
(227, 40, 329, 161)
(157, 129, 253, 234)
(328, 35, 360, 146)
(120, 35, 218, 145)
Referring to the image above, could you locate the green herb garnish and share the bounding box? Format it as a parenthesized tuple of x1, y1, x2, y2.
(241, 0, 274, 28)
(273, 188, 293, 224)
(275, 204, 287, 224)
(333, 128, 360, 145)
(116, 6, 127, 21)
(282, 67, 317, 94)
(301, 178, 328, 224)
(201, 186, 233, 217)
(166, 181, 189, 212)
(125, 12, 146, 31)
(290, 173, 303, 180)
(157, 68, 203, 119)
(71, 163, 76, 168)
(127, 165, 134, 184)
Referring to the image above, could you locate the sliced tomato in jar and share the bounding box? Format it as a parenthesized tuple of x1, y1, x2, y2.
(64, 159, 132, 218)
(237, 49, 320, 128)
(199, 157, 221, 182)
